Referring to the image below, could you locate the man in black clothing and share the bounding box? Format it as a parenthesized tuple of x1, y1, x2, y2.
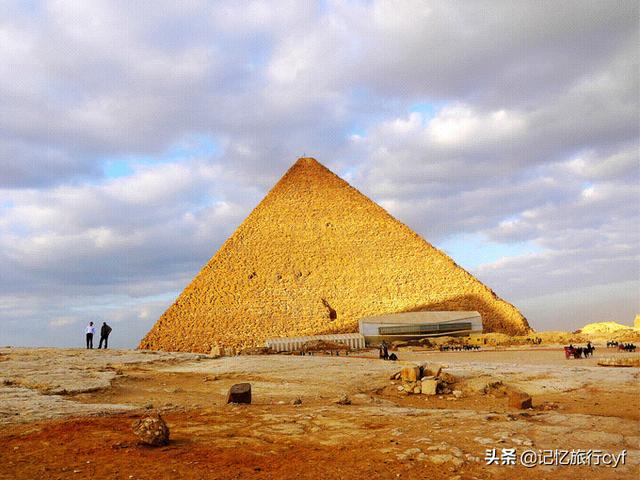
(98, 322, 112, 349)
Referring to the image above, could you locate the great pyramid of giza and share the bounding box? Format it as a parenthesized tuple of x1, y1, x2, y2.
(140, 157, 530, 352)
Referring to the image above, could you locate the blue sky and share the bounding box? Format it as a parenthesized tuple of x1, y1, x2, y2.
(0, 0, 638, 348)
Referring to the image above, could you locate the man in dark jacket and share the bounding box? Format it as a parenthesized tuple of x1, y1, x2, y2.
(98, 322, 112, 349)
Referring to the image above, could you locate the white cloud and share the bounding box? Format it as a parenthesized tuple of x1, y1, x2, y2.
(0, 1, 637, 344)
(49, 316, 77, 327)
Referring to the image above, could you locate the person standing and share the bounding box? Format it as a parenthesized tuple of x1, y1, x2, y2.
(99, 322, 112, 349)
(85, 322, 95, 349)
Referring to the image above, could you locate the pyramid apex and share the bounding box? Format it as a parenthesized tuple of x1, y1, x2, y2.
(294, 157, 321, 166)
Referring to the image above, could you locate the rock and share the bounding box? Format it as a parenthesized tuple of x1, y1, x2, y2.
(403, 382, 416, 392)
(450, 447, 463, 457)
(335, 394, 351, 405)
(413, 384, 422, 394)
(438, 372, 456, 384)
(132, 413, 170, 446)
(390, 371, 401, 380)
(474, 437, 493, 445)
(292, 397, 302, 405)
(397, 385, 404, 391)
(401, 366, 421, 382)
(226, 383, 252, 404)
(209, 344, 223, 358)
(429, 454, 463, 466)
(452, 390, 463, 398)
(144, 403, 153, 410)
(403, 447, 422, 457)
(507, 390, 532, 409)
(421, 379, 439, 395)
(421, 364, 442, 377)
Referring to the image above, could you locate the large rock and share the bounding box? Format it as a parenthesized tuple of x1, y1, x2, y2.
(132, 413, 170, 446)
(421, 379, 439, 395)
(421, 364, 442, 377)
(226, 383, 252, 404)
(401, 366, 421, 382)
(507, 390, 532, 409)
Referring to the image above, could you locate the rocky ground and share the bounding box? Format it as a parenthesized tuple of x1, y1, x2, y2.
(0, 345, 638, 479)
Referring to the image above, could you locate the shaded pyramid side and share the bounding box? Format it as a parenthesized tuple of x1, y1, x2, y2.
(140, 157, 530, 352)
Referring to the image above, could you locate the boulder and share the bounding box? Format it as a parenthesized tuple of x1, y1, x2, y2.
(421, 379, 439, 395)
(132, 413, 170, 446)
(507, 390, 532, 409)
(226, 383, 252, 404)
(438, 372, 456, 384)
(421, 364, 442, 377)
(401, 366, 421, 382)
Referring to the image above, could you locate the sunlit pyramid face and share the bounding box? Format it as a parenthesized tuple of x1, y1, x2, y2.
(140, 158, 529, 353)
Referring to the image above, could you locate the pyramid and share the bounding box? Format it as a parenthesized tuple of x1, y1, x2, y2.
(140, 157, 530, 352)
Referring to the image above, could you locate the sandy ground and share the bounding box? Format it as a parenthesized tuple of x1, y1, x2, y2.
(0, 345, 638, 479)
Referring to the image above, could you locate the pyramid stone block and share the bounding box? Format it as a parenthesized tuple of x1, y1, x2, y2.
(139, 157, 530, 352)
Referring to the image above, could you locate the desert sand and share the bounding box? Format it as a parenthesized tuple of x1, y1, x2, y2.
(0, 342, 638, 480)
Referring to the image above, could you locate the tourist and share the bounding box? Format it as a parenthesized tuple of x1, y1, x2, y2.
(382, 340, 389, 360)
(98, 322, 112, 349)
(85, 322, 95, 349)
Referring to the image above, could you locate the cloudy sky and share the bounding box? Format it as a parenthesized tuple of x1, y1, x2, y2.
(1, 0, 638, 348)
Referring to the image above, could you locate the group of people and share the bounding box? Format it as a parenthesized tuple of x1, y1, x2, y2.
(84, 322, 112, 349)
(439, 344, 481, 351)
(606, 341, 637, 351)
(564, 342, 594, 359)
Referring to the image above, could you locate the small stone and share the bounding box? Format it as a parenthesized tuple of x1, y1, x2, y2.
(144, 403, 153, 410)
(474, 437, 492, 445)
(335, 394, 351, 405)
(438, 372, 456, 384)
(292, 397, 302, 405)
(452, 390, 463, 398)
(404, 448, 422, 457)
(507, 390, 532, 409)
(226, 383, 252, 404)
(132, 413, 170, 446)
(450, 447, 463, 457)
(430, 454, 454, 465)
